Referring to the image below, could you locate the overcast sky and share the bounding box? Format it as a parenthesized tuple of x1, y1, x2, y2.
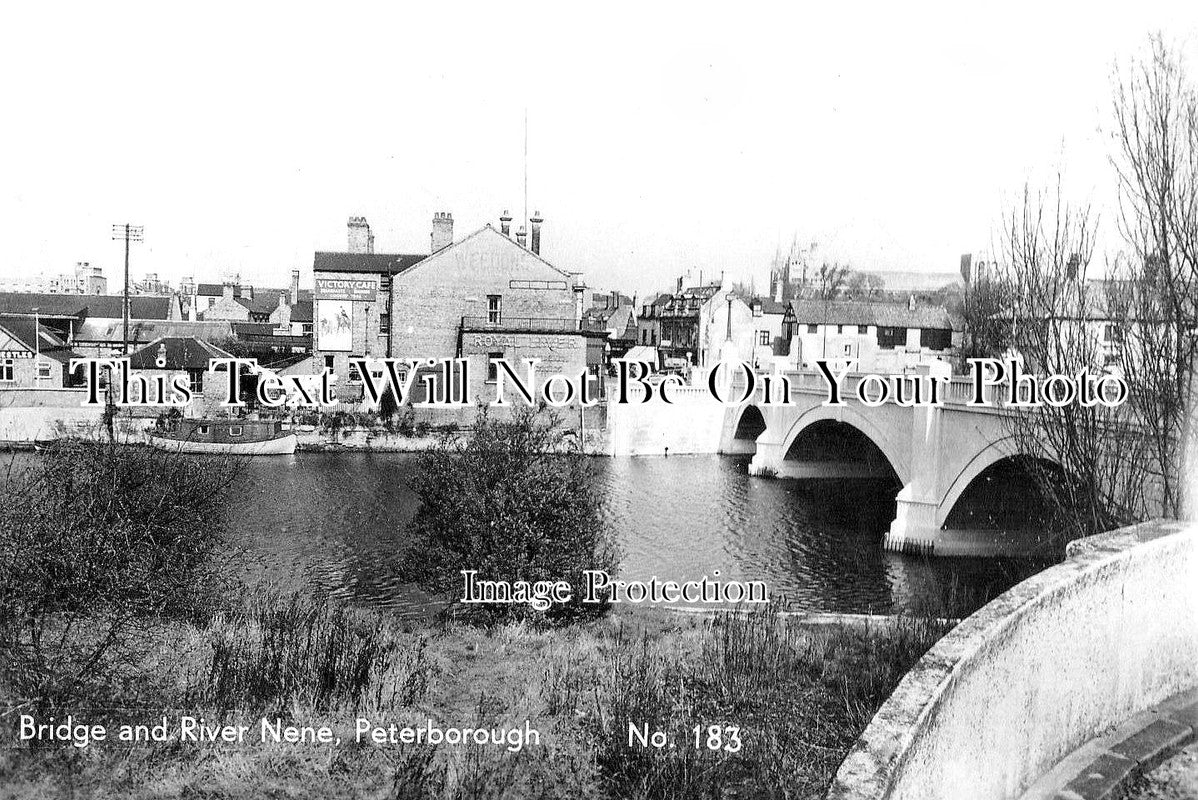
(1, 2, 1196, 297)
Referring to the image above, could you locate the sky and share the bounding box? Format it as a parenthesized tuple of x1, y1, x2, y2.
(1, 1, 1196, 298)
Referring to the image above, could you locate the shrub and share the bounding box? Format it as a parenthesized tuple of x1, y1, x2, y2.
(402, 408, 619, 621)
(0, 441, 240, 708)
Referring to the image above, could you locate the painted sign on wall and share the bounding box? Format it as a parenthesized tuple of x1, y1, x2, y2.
(315, 277, 378, 302)
(317, 300, 353, 352)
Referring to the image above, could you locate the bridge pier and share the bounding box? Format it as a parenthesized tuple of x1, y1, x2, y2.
(884, 486, 941, 555)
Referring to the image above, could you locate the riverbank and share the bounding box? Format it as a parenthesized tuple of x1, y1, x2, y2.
(0, 597, 950, 799)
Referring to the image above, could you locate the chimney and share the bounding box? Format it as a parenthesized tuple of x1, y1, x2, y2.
(500, 209, 512, 238)
(516, 225, 527, 249)
(530, 211, 543, 255)
(907, 294, 916, 312)
(676, 276, 684, 293)
(290, 269, 300, 306)
(278, 291, 287, 309)
(347, 216, 373, 254)
(222, 282, 235, 301)
(431, 212, 454, 253)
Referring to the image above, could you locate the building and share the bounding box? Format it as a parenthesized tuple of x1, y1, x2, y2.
(313, 212, 599, 405)
(125, 336, 238, 414)
(0, 292, 181, 347)
(0, 262, 108, 295)
(747, 297, 794, 369)
(786, 297, 957, 373)
(645, 273, 771, 368)
(0, 314, 83, 388)
(189, 271, 312, 332)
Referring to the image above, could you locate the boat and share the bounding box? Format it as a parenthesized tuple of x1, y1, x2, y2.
(148, 418, 297, 455)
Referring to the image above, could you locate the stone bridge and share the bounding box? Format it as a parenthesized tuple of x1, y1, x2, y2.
(718, 370, 1049, 557)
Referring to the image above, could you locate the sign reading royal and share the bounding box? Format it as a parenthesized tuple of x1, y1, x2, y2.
(315, 277, 378, 302)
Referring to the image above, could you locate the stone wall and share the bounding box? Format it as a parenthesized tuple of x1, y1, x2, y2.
(828, 520, 1198, 800)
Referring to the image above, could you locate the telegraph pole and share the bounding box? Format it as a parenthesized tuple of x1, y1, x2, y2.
(111, 223, 143, 356)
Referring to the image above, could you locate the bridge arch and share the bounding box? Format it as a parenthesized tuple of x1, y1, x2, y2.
(777, 404, 910, 483)
(937, 436, 1065, 527)
(731, 405, 768, 442)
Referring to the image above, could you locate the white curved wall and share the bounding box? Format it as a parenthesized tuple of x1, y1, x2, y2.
(828, 520, 1198, 800)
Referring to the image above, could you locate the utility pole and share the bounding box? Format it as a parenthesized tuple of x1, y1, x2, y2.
(32, 306, 40, 382)
(111, 223, 144, 356)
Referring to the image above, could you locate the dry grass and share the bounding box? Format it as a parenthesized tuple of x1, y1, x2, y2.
(0, 602, 948, 799)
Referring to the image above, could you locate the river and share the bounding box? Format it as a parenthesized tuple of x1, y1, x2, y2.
(220, 452, 1054, 618)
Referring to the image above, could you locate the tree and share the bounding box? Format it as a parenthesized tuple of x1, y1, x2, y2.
(845, 271, 884, 301)
(993, 183, 1150, 542)
(401, 409, 619, 621)
(1109, 35, 1198, 518)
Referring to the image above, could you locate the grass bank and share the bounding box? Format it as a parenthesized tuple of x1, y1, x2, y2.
(0, 594, 949, 799)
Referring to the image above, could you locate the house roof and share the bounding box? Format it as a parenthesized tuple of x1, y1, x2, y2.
(127, 336, 235, 371)
(75, 319, 236, 344)
(312, 252, 427, 275)
(0, 292, 174, 320)
(0, 316, 80, 364)
(401, 225, 578, 281)
(788, 299, 955, 330)
(751, 297, 788, 314)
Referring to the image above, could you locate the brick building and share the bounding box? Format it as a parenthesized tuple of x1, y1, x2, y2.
(0, 315, 82, 388)
(313, 213, 599, 405)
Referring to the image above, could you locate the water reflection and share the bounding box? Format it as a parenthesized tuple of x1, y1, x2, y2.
(220, 452, 1054, 618)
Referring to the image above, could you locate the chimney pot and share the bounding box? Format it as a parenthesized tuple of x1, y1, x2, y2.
(500, 209, 512, 238)
(348, 216, 373, 254)
(515, 225, 528, 249)
(431, 211, 454, 253)
(530, 211, 543, 255)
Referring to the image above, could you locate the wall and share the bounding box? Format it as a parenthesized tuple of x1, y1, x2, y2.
(312, 270, 390, 376)
(603, 382, 730, 455)
(390, 226, 577, 358)
(828, 520, 1198, 800)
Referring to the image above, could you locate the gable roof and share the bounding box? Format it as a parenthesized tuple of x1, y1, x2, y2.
(312, 252, 427, 275)
(0, 292, 174, 320)
(400, 225, 577, 281)
(127, 336, 236, 371)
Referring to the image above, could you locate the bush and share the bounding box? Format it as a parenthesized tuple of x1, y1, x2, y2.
(402, 408, 619, 621)
(0, 441, 240, 708)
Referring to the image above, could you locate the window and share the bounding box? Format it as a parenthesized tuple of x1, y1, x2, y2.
(208, 297, 216, 308)
(920, 328, 952, 350)
(379, 313, 390, 334)
(1103, 323, 1123, 343)
(229, 426, 243, 437)
(836, 324, 844, 334)
(348, 361, 362, 382)
(758, 331, 771, 346)
(877, 326, 906, 349)
(198, 425, 210, 435)
(752, 304, 763, 318)
(807, 324, 818, 334)
(641, 329, 648, 344)
(487, 294, 502, 324)
(187, 368, 204, 393)
(486, 351, 504, 382)
(0, 358, 13, 382)
(36, 361, 52, 380)
(843, 344, 853, 356)
(324, 355, 335, 372)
